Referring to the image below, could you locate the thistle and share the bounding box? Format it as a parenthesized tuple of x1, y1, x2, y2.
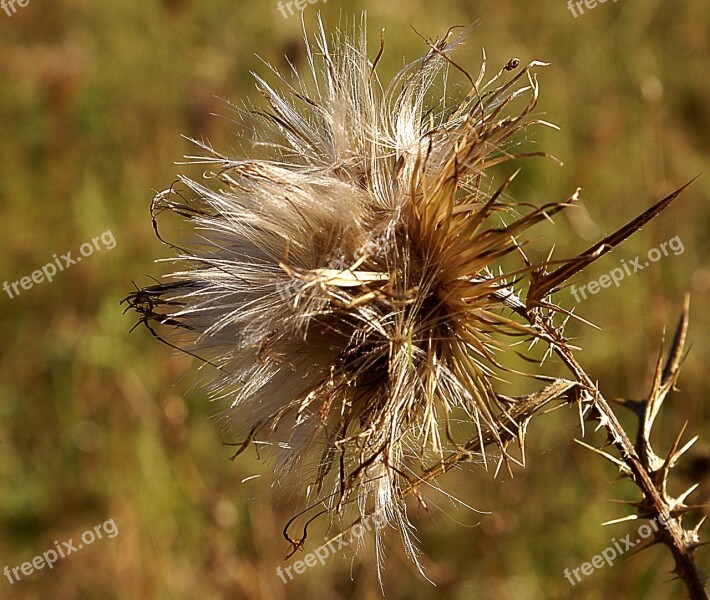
(125, 16, 705, 595)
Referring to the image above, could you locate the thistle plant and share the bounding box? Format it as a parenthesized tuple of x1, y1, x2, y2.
(125, 17, 705, 596)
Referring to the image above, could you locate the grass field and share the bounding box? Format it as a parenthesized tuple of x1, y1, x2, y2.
(1, 1, 709, 599)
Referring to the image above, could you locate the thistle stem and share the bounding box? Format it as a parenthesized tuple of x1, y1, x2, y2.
(539, 322, 707, 600)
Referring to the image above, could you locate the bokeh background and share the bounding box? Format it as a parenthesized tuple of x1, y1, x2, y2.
(1, 1, 709, 599)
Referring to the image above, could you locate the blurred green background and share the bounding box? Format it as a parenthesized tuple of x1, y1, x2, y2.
(1, 1, 708, 599)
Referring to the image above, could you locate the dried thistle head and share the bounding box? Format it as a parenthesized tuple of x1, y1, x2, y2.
(126, 18, 570, 564)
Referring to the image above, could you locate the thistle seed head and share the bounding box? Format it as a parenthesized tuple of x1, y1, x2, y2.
(126, 17, 565, 564)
